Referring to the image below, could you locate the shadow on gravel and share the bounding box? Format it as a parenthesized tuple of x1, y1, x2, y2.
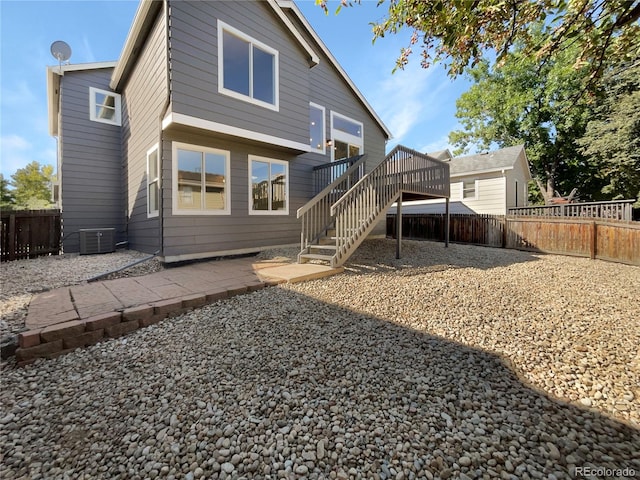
(344, 238, 541, 275)
(1, 285, 638, 479)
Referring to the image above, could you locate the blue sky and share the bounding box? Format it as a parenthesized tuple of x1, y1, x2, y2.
(0, 0, 471, 180)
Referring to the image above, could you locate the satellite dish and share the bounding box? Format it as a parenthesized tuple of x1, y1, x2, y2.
(50, 41, 72, 71)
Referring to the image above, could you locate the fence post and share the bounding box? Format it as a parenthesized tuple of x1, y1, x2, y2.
(8, 213, 16, 261)
(590, 221, 597, 259)
(444, 198, 450, 248)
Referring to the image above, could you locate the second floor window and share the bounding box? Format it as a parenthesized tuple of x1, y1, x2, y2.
(89, 87, 121, 126)
(218, 20, 279, 111)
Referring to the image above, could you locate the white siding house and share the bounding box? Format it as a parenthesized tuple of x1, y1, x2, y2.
(391, 145, 532, 215)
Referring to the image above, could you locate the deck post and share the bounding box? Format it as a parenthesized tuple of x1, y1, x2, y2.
(445, 197, 450, 248)
(396, 192, 402, 259)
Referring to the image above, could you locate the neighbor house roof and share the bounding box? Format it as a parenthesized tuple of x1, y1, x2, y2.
(47, 62, 118, 136)
(427, 149, 453, 161)
(431, 145, 531, 178)
(109, 0, 392, 139)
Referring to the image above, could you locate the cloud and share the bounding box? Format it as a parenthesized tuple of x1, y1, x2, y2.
(0, 82, 37, 108)
(0, 134, 55, 177)
(368, 62, 437, 142)
(419, 135, 454, 155)
(82, 36, 96, 63)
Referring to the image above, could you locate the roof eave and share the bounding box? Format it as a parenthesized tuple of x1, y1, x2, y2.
(110, 0, 161, 91)
(278, 0, 393, 139)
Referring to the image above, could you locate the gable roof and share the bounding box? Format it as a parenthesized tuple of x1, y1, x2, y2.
(109, 0, 391, 139)
(432, 145, 530, 178)
(427, 149, 453, 161)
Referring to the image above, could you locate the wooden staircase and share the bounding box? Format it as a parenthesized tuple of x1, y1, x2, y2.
(297, 145, 450, 267)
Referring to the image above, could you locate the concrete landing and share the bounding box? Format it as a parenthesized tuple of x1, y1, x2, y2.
(256, 263, 344, 284)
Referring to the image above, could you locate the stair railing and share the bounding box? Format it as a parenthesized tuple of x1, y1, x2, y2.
(297, 155, 367, 254)
(330, 145, 449, 266)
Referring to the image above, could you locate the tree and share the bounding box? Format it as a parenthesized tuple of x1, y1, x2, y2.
(0, 174, 15, 210)
(577, 63, 640, 203)
(10, 161, 54, 210)
(448, 35, 605, 202)
(320, 0, 640, 92)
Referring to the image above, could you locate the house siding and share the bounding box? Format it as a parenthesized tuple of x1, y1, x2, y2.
(506, 151, 530, 209)
(168, 1, 310, 148)
(59, 68, 124, 253)
(391, 173, 507, 215)
(121, 7, 167, 254)
(160, 1, 388, 260)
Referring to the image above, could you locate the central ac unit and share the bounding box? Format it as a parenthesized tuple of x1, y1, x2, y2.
(79, 228, 116, 255)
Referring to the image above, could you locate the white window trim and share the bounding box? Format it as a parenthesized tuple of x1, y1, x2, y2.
(147, 144, 160, 218)
(217, 20, 279, 111)
(172, 142, 231, 216)
(309, 102, 326, 155)
(89, 87, 121, 126)
(330, 111, 363, 161)
(461, 179, 478, 201)
(248, 155, 289, 216)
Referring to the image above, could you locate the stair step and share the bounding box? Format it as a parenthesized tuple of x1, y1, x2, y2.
(299, 253, 333, 261)
(309, 244, 337, 251)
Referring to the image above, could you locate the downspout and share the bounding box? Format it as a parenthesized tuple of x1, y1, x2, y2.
(157, 0, 171, 260)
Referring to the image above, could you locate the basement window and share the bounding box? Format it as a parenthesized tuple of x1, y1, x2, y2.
(89, 87, 121, 126)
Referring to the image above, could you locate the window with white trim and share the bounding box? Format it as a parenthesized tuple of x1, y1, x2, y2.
(462, 180, 477, 199)
(218, 20, 279, 110)
(249, 156, 288, 215)
(309, 103, 325, 154)
(330, 111, 363, 161)
(172, 142, 231, 215)
(147, 144, 160, 217)
(89, 87, 121, 126)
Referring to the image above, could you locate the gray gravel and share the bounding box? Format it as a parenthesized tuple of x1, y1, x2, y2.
(1, 239, 639, 479)
(0, 250, 163, 338)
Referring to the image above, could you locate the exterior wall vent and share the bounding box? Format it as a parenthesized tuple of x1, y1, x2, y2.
(79, 228, 116, 255)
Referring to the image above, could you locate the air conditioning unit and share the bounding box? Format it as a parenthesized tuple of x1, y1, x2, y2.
(79, 228, 116, 255)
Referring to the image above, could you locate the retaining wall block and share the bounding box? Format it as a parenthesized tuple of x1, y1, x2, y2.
(40, 320, 86, 343)
(15, 339, 64, 362)
(84, 312, 122, 331)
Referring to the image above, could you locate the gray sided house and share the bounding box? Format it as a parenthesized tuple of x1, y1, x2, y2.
(390, 145, 532, 216)
(48, 0, 450, 266)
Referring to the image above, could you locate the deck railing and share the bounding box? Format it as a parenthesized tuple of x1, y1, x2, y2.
(312, 155, 365, 195)
(509, 199, 635, 221)
(297, 155, 367, 252)
(329, 145, 449, 266)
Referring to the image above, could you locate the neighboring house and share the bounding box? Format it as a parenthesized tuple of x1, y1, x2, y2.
(48, 0, 449, 266)
(390, 145, 531, 216)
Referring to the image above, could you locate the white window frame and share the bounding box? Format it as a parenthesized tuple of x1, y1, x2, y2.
(330, 111, 363, 161)
(147, 144, 160, 218)
(462, 179, 478, 200)
(89, 87, 121, 126)
(248, 155, 289, 216)
(309, 102, 326, 154)
(172, 142, 231, 216)
(217, 20, 279, 111)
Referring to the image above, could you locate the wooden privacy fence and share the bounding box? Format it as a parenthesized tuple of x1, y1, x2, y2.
(387, 214, 505, 247)
(1, 210, 61, 262)
(509, 199, 635, 221)
(387, 214, 640, 265)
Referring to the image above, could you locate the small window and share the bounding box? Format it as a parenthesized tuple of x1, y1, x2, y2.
(330, 111, 363, 162)
(147, 145, 160, 217)
(172, 142, 231, 215)
(89, 87, 121, 126)
(249, 156, 288, 215)
(463, 180, 477, 199)
(218, 20, 279, 110)
(309, 103, 326, 154)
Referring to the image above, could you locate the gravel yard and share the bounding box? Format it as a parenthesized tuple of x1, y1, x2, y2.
(1, 239, 639, 479)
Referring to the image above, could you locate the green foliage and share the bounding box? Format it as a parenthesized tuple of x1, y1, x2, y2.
(322, 0, 640, 92)
(448, 35, 606, 201)
(578, 63, 640, 203)
(0, 174, 16, 210)
(10, 161, 54, 210)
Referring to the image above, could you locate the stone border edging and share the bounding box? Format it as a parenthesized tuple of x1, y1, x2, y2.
(14, 280, 281, 366)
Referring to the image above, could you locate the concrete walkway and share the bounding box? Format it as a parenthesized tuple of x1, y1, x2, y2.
(16, 257, 342, 364)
